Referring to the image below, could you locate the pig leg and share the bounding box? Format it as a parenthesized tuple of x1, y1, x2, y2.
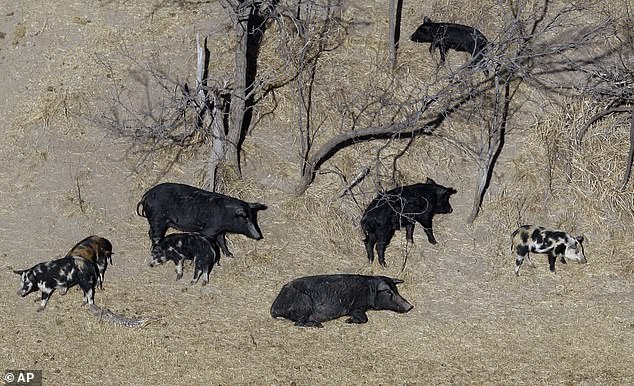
(190, 269, 202, 285)
(346, 309, 369, 324)
(439, 45, 447, 63)
(547, 252, 557, 273)
(200, 267, 210, 286)
(148, 221, 169, 250)
(420, 218, 437, 245)
(514, 245, 530, 275)
(363, 232, 377, 263)
(376, 230, 395, 267)
(215, 233, 234, 258)
(559, 256, 567, 264)
(271, 287, 322, 327)
(79, 284, 95, 306)
(37, 288, 54, 312)
(295, 320, 324, 328)
(190, 256, 206, 285)
(514, 255, 525, 275)
(175, 259, 184, 280)
(405, 224, 415, 244)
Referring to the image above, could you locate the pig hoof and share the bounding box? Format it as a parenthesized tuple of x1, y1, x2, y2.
(296, 321, 323, 328)
(36, 307, 45, 312)
(176, 274, 183, 281)
(201, 281, 208, 287)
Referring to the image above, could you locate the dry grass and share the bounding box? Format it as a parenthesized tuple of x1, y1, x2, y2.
(1, 0, 634, 385)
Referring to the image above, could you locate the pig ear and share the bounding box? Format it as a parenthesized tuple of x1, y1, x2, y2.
(446, 187, 458, 195)
(576, 235, 584, 243)
(390, 278, 404, 285)
(13, 269, 25, 275)
(249, 203, 267, 211)
(425, 177, 436, 185)
(423, 16, 432, 24)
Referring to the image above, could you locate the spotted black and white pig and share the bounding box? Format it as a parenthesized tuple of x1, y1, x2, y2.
(360, 178, 457, 266)
(65, 235, 113, 289)
(137, 182, 267, 257)
(147, 233, 220, 286)
(14, 256, 97, 311)
(270, 274, 413, 328)
(410, 16, 489, 71)
(511, 225, 586, 275)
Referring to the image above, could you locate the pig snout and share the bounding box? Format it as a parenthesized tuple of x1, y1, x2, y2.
(246, 224, 264, 240)
(398, 300, 414, 313)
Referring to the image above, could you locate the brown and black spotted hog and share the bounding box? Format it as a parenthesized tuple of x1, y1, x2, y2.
(65, 235, 113, 289)
(511, 225, 586, 275)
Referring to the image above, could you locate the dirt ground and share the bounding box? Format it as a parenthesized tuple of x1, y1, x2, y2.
(1, 1, 633, 385)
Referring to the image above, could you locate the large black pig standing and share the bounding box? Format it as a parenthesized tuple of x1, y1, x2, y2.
(271, 274, 413, 328)
(137, 182, 267, 257)
(361, 178, 457, 267)
(410, 16, 489, 71)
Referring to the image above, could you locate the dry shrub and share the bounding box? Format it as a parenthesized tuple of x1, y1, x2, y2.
(484, 98, 634, 275)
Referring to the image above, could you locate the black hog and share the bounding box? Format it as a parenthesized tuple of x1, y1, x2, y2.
(148, 233, 220, 286)
(410, 16, 489, 70)
(14, 256, 97, 311)
(271, 274, 413, 328)
(137, 182, 267, 257)
(360, 178, 457, 266)
(65, 235, 113, 289)
(512, 225, 586, 275)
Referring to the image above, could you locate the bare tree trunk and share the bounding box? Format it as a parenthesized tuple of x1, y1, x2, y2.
(194, 33, 222, 191)
(467, 74, 512, 223)
(388, 0, 403, 70)
(226, 2, 251, 178)
(208, 92, 227, 192)
(223, 0, 268, 179)
(620, 108, 634, 191)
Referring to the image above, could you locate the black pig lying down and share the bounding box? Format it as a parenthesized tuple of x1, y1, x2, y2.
(14, 256, 97, 312)
(410, 16, 489, 71)
(270, 274, 413, 328)
(137, 182, 267, 257)
(65, 235, 113, 289)
(148, 233, 220, 286)
(361, 178, 457, 267)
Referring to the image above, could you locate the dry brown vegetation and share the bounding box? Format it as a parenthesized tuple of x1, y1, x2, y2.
(1, 0, 633, 385)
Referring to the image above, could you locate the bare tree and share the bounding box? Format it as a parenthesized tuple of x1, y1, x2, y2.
(291, 0, 615, 224)
(576, 12, 634, 190)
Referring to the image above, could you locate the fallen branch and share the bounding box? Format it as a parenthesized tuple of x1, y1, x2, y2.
(87, 304, 159, 329)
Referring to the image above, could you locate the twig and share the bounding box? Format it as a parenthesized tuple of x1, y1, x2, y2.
(337, 167, 370, 198)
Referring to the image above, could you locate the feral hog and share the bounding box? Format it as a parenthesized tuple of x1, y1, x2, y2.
(137, 182, 267, 257)
(511, 225, 586, 275)
(271, 274, 413, 328)
(14, 256, 97, 311)
(148, 233, 220, 286)
(411, 16, 489, 70)
(361, 178, 457, 266)
(65, 235, 113, 289)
